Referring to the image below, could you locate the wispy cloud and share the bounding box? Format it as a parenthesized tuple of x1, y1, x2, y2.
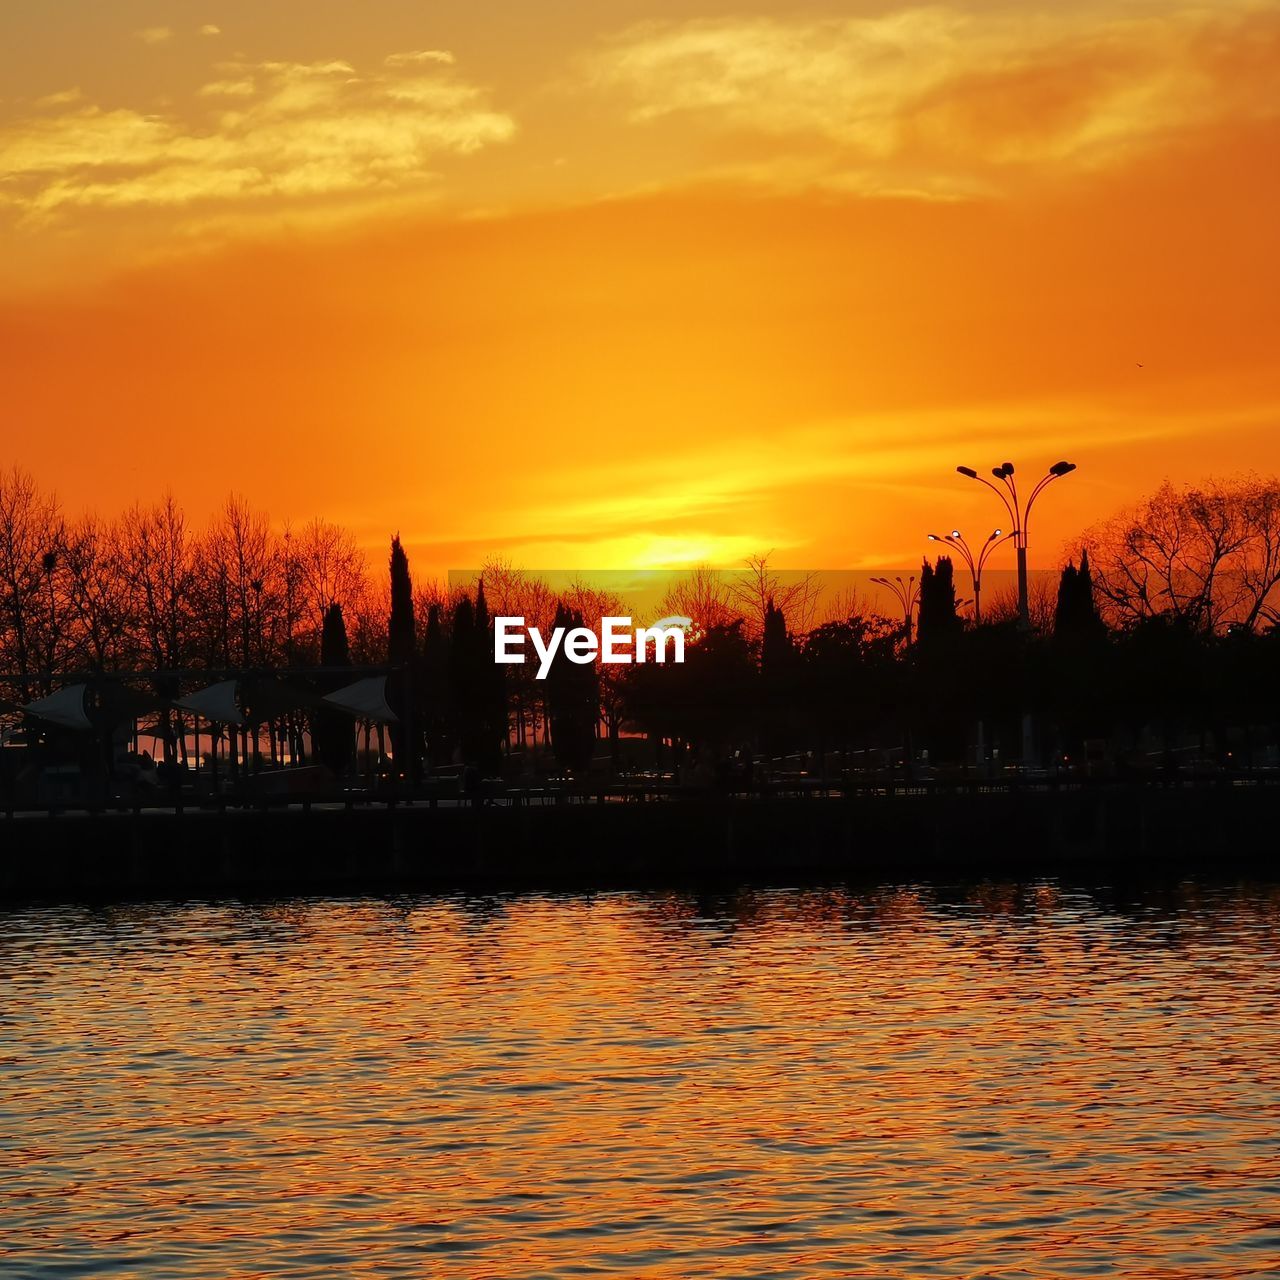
(199, 25, 221, 38)
(587, 2, 1280, 193)
(35, 88, 82, 109)
(385, 50, 454, 67)
(134, 27, 173, 46)
(0, 54, 516, 219)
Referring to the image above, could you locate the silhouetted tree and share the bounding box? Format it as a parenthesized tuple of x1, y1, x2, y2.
(449, 583, 505, 775)
(1081, 476, 1280, 631)
(421, 603, 453, 769)
(914, 556, 966, 759)
(1047, 551, 1109, 760)
(1054, 551, 1104, 642)
(957, 618, 1038, 764)
(0, 467, 62, 698)
(916, 556, 963, 651)
(387, 534, 418, 778)
(625, 620, 756, 770)
(313, 602, 353, 774)
(800, 614, 901, 766)
(544, 603, 598, 774)
(759, 598, 799, 760)
(474, 579, 508, 772)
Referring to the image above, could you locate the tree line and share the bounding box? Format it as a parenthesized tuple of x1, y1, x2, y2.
(4, 466, 1280, 780)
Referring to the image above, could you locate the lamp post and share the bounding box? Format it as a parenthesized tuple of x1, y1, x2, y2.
(870, 574, 920, 646)
(926, 528, 1011, 626)
(955, 461, 1076, 629)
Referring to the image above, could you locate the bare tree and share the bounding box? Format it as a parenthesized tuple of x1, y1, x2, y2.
(0, 467, 63, 695)
(984, 575, 1058, 634)
(295, 518, 369, 638)
(194, 496, 282, 667)
(60, 514, 131, 671)
(726, 553, 821, 639)
(817, 585, 881, 628)
(1080, 476, 1280, 630)
(347, 580, 390, 666)
(121, 495, 195, 671)
(658, 565, 734, 634)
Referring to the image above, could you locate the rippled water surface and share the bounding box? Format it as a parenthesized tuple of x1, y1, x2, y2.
(4, 882, 1280, 1278)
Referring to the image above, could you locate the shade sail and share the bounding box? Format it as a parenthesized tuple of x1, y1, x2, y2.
(322, 677, 398, 724)
(21, 684, 93, 731)
(174, 679, 246, 726)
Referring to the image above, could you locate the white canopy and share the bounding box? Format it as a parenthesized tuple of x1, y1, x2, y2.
(322, 676, 398, 724)
(174, 679, 246, 726)
(21, 684, 93, 731)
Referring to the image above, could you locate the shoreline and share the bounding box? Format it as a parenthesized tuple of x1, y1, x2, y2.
(2, 784, 1277, 902)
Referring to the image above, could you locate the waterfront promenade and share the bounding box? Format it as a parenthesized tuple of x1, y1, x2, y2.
(2, 777, 1276, 899)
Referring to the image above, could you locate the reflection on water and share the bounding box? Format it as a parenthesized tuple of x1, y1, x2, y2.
(3, 882, 1280, 1278)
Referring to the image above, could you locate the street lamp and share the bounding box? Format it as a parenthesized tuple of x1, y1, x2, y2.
(870, 574, 921, 645)
(926, 528, 1012, 626)
(954, 460, 1077, 628)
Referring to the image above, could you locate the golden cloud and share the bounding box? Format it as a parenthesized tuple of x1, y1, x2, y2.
(588, 3, 1280, 188)
(0, 55, 516, 219)
(385, 50, 455, 67)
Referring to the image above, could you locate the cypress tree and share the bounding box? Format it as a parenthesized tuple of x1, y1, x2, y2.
(759, 598, 798, 760)
(388, 536, 415, 663)
(915, 557, 965, 761)
(1054, 551, 1104, 642)
(917, 556, 963, 650)
(387, 535, 418, 778)
(1054, 561, 1080, 637)
(422, 602, 453, 768)
(449, 585, 505, 776)
(315, 602, 353, 775)
(1050, 552, 1109, 761)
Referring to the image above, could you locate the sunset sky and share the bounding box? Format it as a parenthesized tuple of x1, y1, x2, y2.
(1, 0, 1277, 578)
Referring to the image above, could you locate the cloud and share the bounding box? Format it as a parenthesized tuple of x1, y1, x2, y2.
(199, 25, 221, 38)
(198, 78, 256, 98)
(134, 27, 173, 46)
(588, 3, 1280, 192)
(0, 55, 516, 218)
(35, 88, 82, 109)
(385, 50, 454, 67)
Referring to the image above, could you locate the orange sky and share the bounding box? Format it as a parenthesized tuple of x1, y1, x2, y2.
(1, 0, 1278, 580)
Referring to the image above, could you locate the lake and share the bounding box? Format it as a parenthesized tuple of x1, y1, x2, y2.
(3, 882, 1279, 1277)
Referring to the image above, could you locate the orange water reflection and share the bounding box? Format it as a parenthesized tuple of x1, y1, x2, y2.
(3, 882, 1280, 1277)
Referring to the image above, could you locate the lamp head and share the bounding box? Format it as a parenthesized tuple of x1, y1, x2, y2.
(1050, 460, 1077, 476)
(1001, 462, 1015, 475)
(956, 466, 977, 479)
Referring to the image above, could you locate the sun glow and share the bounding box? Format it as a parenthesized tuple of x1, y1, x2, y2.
(0, 1, 1275, 574)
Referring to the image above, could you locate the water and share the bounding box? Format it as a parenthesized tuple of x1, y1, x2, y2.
(4, 883, 1280, 1278)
